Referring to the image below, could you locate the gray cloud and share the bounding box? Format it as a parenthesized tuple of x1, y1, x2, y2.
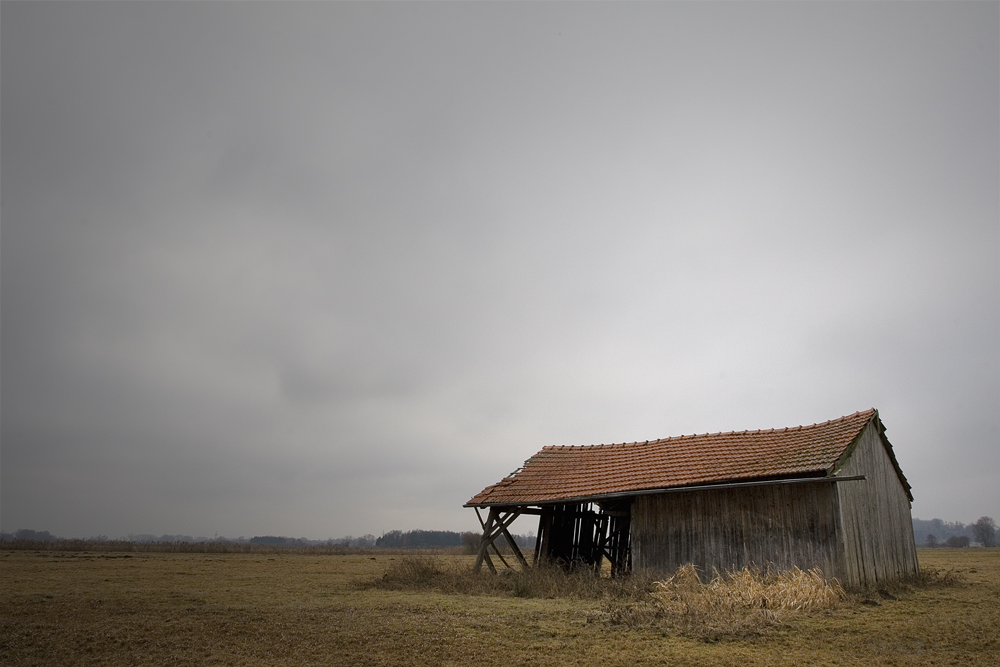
(2, 2, 997, 538)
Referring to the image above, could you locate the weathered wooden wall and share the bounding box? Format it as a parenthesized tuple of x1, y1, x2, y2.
(833, 420, 919, 588)
(630, 419, 919, 588)
(631, 482, 841, 579)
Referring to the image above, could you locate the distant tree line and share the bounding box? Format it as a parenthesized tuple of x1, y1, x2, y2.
(325, 535, 377, 548)
(2, 528, 536, 551)
(915, 516, 996, 548)
(248, 535, 376, 547)
(0, 530, 376, 548)
(3, 529, 59, 542)
(375, 529, 535, 551)
(924, 534, 970, 548)
(376, 530, 464, 548)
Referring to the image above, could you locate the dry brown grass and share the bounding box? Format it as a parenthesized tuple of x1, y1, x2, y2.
(621, 564, 848, 639)
(1, 547, 998, 666)
(357, 555, 976, 643)
(364, 555, 655, 600)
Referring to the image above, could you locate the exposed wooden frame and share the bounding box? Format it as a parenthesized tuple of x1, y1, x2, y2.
(473, 506, 529, 573)
(529, 501, 632, 576)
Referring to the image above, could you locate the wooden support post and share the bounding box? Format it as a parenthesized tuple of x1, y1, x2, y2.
(474, 508, 498, 573)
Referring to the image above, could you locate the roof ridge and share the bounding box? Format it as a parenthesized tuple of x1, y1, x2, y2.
(527, 410, 875, 452)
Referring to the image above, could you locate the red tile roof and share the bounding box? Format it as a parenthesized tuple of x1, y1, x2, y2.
(467, 409, 887, 506)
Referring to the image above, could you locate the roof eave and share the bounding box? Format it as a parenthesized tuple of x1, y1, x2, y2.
(464, 472, 865, 508)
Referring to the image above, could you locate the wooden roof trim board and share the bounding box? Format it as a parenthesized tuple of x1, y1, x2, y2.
(464, 474, 869, 509)
(873, 412, 913, 500)
(826, 409, 912, 501)
(467, 409, 912, 507)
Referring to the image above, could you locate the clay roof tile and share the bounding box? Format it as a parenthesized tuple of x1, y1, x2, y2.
(467, 409, 880, 506)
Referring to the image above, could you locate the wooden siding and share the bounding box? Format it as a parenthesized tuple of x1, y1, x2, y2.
(631, 482, 841, 578)
(833, 420, 919, 588)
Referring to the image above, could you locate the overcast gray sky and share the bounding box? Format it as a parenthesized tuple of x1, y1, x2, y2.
(2, 2, 997, 540)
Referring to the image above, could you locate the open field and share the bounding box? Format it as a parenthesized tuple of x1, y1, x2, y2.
(2, 548, 997, 666)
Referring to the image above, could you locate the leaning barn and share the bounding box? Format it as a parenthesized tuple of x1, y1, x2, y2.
(466, 409, 919, 589)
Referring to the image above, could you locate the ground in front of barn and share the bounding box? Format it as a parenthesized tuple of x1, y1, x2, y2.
(1, 548, 997, 666)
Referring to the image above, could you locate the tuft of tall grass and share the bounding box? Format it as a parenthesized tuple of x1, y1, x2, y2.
(907, 566, 966, 588)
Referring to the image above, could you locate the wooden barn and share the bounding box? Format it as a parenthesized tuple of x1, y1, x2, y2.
(466, 408, 919, 589)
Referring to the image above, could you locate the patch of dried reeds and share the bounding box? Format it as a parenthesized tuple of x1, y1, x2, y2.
(602, 564, 851, 639)
(654, 564, 847, 612)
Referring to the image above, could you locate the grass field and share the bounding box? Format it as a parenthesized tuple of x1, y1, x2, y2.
(1, 547, 997, 666)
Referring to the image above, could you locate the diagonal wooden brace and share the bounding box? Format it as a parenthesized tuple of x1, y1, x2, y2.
(473, 507, 527, 572)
